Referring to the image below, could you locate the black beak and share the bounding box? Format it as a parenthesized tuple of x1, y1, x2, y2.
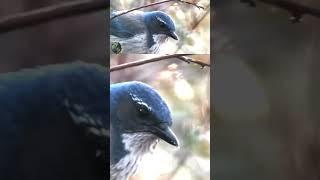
(151, 126, 179, 147)
(167, 31, 178, 40)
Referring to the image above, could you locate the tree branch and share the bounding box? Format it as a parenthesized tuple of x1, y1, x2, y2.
(110, 54, 210, 72)
(0, 0, 109, 34)
(241, 0, 320, 23)
(177, 0, 205, 9)
(111, 0, 204, 20)
(176, 56, 211, 68)
(191, 6, 210, 30)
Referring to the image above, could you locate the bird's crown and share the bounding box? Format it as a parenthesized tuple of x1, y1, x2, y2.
(110, 81, 172, 128)
(144, 11, 176, 33)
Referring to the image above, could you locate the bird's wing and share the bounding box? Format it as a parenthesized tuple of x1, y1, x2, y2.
(111, 10, 146, 38)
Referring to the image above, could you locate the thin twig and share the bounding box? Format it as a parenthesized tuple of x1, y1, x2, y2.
(111, 54, 190, 72)
(111, 0, 204, 20)
(176, 0, 205, 9)
(111, 0, 173, 21)
(174, 6, 210, 53)
(0, 0, 109, 34)
(110, 54, 210, 72)
(177, 56, 210, 68)
(241, 0, 320, 22)
(192, 7, 210, 30)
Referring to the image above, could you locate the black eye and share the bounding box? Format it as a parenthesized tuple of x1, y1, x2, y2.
(136, 102, 151, 116)
(159, 21, 166, 28)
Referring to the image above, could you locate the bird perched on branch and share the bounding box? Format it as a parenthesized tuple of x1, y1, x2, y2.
(110, 81, 179, 180)
(0, 62, 108, 180)
(110, 10, 178, 54)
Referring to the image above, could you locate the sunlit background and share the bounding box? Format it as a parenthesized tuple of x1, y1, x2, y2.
(111, 54, 210, 180)
(110, 0, 210, 54)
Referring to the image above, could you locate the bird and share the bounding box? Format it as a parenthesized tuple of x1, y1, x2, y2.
(110, 10, 178, 54)
(110, 81, 179, 180)
(0, 62, 108, 180)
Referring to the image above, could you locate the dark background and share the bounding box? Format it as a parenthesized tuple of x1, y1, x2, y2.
(0, 0, 107, 73)
(214, 1, 320, 180)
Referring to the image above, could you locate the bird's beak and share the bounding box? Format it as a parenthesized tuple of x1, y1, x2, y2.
(152, 126, 179, 147)
(167, 31, 178, 40)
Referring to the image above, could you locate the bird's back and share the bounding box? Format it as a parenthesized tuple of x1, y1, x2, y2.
(110, 10, 158, 53)
(0, 62, 109, 180)
(110, 10, 146, 38)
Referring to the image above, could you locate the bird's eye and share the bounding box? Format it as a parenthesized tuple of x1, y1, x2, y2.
(136, 102, 151, 117)
(159, 21, 166, 28)
(156, 17, 167, 28)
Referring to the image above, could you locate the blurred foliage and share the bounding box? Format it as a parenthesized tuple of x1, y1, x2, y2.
(110, 0, 210, 54)
(111, 54, 210, 180)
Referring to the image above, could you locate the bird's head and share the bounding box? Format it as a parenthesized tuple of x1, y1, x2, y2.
(144, 11, 178, 40)
(110, 81, 179, 147)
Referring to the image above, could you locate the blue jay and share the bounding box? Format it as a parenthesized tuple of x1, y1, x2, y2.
(0, 62, 108, 180)
(110, 81, 179, 180)
(110, 10, 178, 53)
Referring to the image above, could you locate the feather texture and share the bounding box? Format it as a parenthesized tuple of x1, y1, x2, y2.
(0, 62, 108, 180)
(110, 133, 158, 180)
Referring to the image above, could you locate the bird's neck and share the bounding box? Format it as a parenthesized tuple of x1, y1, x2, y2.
(110, 132, 158, 180)
(146, 30, 155, 48)
(121, 133, 158, 154)
(149, 34, 168, 53)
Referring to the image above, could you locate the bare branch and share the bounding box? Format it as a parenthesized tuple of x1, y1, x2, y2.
(241, 0, 320, 22)
(176, 56, 211, 68)
(110, 54, 210, 72)
(111, 0, 205, 20)
(0, 0, 109, 34)
(111, 54, 190, 72)
(176, 0, 205, 10)
(191, 6, 210, 30)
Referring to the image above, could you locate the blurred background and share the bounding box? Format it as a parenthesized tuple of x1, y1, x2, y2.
(0, 0, 106, 73)
(111, 54, 210, 180)
(110, 0, 210, 54)
(214, 1, 320, 180)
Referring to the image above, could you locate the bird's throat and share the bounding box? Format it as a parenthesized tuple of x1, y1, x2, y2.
(110, 132, 158, 180)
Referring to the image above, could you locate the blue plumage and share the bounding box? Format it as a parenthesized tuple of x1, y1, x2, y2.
(110, 11, 178, 53)
(0, 62, 108, 180)
(110, 81, 178, 180)
(0, 63, 178, 180)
